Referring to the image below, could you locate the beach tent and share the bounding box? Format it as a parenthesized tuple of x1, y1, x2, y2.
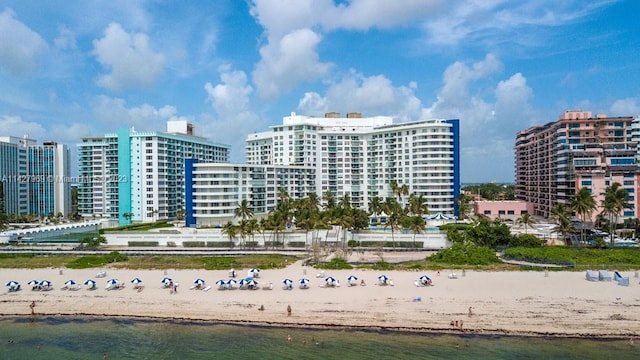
(614, 271, 630, 286)
(585, 270, 599, 281)
(598, 270, 612, 281)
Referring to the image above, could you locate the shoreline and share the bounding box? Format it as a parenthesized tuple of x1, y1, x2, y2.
(2, 314, 637, 340)
(1, 263, 639, 339)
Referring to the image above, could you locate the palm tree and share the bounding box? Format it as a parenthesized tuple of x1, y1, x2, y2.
(570, 187, 596, 244)
(600, 182, 629, 246)
(407, 216, 425, 248)
(221, 221, 238, 247)
(407, 193, 429, 217)
(550, 203, 574, 245)
(382, 197, 403, 248)
(516, 213, 536, 234)
(122, 212, 133, 225)
(234, 199, 254, 221)
(457, 193, 473, 220)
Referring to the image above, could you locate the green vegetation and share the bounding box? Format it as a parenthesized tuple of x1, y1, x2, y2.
(101, 220, 174, 233)
(462, 183, 515, 200)
(318, 258, 353, 270)
(66, 251, 128, 269)
(427, 243, 502, 265)
(127, 241, 159, 247)
(503, 247, 640, 269)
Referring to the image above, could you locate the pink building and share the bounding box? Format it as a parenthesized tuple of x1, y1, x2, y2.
(473, 200, 535, 221)
(515, 110, 639, 222)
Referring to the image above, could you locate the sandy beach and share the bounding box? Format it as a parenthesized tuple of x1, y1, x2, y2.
(2, 261, 639, 338)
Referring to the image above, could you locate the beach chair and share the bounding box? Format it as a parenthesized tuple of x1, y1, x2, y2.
(96, 271, 107, 278)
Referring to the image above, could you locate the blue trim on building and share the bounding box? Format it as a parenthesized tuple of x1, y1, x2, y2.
(117, 128, 132, 226)
(184, 158, 198, 227)
(447, 119, 461, 217)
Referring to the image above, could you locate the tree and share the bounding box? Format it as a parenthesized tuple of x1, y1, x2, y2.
(78, 235, 107, 250)
(457, 193, 473, 220)
(221, 221, 238, 247)
(549, 203, 574, 245)
(234, 199, 254, 221)
(515, 212, 536, 234)
(406, 216, 425, 249)
(600, 182, 629, 247)
(122, 212, 133, 225)
(382, 197, 403, 248)
(570, 187, 596, 244)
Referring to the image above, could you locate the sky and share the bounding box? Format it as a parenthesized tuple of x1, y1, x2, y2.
(1, 0, 639, 183)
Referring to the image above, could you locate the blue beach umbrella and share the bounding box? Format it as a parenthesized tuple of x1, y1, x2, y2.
(27, 280, 39, 286)
(161, 277, 173, 287)
(378, 275, 389, 282)
(324, 276, 336, 286)
(131, 277, 143, 285)
(419, 275, 431, 285)
(84, 279, 97, 288)
(194, 278, 205, 286)
(247, 279, 258, 288)
(5, 281, 19, 288)
(225, 279, 237, 289)
(248, 268, 261, 277)
(298, 278, 310, 289)
(347, 275, 358, 282)
(215, 279, 226, 288)
(64, 280, 77, 287)
(282, 278, 293, 289)
(39, 280, 52, 287)
(106, 279, 120, 289)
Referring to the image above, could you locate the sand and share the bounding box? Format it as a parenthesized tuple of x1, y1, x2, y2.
(1, 261, 639, 338)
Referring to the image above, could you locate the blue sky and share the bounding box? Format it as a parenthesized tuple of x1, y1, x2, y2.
(1, 0, 638, 183)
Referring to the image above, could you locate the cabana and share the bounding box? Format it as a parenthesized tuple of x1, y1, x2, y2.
(585, 270, 598, 281)
(598, 270, 612, 282)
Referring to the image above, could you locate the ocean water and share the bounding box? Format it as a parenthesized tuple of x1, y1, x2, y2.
(0, 317, 638, 360)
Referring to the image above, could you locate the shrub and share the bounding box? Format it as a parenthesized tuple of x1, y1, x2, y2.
(509, 234, 544, 248)
(127, 241, 158, 247)
(287, 241, 306, 248)
(205, 241, 234, 248)
(428, 244, 501, 265)
(318, 258, 353, 270)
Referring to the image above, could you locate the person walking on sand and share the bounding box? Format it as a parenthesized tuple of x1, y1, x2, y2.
(30, 301, 36, 315)
(287, 304, 292, 316)
(468, 307, 473, 317)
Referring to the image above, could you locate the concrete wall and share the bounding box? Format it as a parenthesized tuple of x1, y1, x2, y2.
(103, 228, 449, 249)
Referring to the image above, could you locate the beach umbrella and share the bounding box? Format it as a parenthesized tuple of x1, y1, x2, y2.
(225, 279, 237, 289)
(247, 279, 258, 289)
(106, 279, 120, 289)
(194, 278, 205, 286)
(282, 278, 293, 289)
(378, 275, 389, 285)
(298, 278, 310, 289)
(131, 277, 143, 285)
(161, 277, 173, 286)
(347, 275, 358, 282)
(248, 268, 261, 278)
(324, 276, 336, 286)
(419, 275, 431, 285)
(84, 279, 97, 288)
(39, 280, 52, 287)
(27, 280, 39, 286)
(215, 279, 226, 288)
(5, 281, 19, 289)
(64, 280, 77, 287)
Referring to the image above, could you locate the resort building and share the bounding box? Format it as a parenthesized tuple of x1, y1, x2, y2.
(77, 121, 230, 225)
(185, 161, 315, 226)
(245, 112, 460, 215)
(473, 200, 535, 222)
(514, 110, 640, 221)
(0, 136, 71, 217)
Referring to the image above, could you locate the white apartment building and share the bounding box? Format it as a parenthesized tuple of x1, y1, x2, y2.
(245, 112, 461, 214)
(77, 121, 230, 225)
(185, 161, 315, 226)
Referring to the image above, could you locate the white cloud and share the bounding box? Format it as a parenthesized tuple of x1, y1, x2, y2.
(90, 95, 185, 130)
(54, 25, 77, 50)
(0, 8, 47, 76)
(0, 115, 46, 139)
(610, 98, 640, 117)
(253, 28, 331, 99)
(297, 70, 422, 120)
(423, 54, 537, 182)
(92, 23, 165, 91)
(203, 65, 263, 162)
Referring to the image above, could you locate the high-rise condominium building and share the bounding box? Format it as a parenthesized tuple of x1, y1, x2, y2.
(77, 121, 230, 225)
(515, 110, 640, 221)
(0, 136, 71, 217)
(246, 112, 460, 214)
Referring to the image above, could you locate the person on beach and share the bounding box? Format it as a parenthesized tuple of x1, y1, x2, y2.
(468, 307, 473, 316)
(30, 301, 36, 315)
(287, 305, 292, 316)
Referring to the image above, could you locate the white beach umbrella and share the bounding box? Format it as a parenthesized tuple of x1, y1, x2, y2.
(215, 279, 226, 289)
(131, 277, 143, 285)
(324, 276, 336, 287)
(282, 278, 293, 290)
(248, 268, 261, 278)
(377, 275, 389, 285)
(84, 279, 97, 289)
(64, 280, 77, 287)
(298, 278, 310, 289)
(5, 281, 20, 290)
(225, 279, 237, 289)
(39, 280, 52, 288)
(106, 278, 120, 289)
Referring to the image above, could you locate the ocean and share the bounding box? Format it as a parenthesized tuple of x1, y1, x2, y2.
(0, 317, 638, 359)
